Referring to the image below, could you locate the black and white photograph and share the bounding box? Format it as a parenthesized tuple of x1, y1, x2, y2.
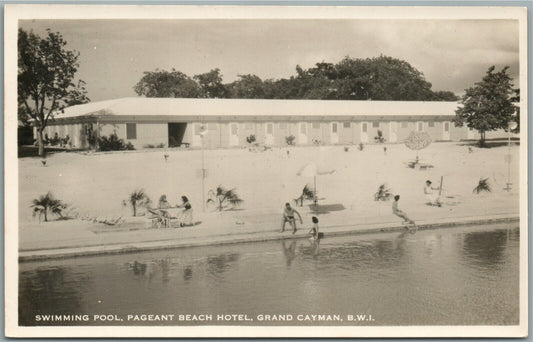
(4, 5, 528, 338)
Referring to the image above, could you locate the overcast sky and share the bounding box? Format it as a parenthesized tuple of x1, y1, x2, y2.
(20, 19, 519, 102)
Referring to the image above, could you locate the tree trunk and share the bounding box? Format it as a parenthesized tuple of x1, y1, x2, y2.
(44, 209, 48, 222)
(38, 128, 44, 157)
(133, 203, 137, 217)
(480, 131, 486, 147)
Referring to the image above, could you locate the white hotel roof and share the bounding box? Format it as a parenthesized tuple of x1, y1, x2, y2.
(54, 97, 460, 119)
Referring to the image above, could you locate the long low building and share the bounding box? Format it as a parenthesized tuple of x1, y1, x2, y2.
(37, 97, 506, 149)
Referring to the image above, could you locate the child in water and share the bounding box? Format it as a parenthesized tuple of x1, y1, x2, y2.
(308, 216, 320, 240)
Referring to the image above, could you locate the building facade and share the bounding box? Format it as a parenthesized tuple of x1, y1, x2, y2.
(36, 97, 510, 150)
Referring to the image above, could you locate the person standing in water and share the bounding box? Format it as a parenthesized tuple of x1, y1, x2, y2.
(308, 216, 320, 240)
(392, 195, 417, 229)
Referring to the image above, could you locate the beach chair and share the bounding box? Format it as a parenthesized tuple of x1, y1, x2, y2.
(147, 208, 169, 228)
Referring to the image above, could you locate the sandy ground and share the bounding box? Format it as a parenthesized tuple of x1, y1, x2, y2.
(18, 141, 520, 253)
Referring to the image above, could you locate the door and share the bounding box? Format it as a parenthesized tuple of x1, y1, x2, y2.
(168, 123, 187, 147)
(389, 122, 398, 142)
(298, 122, 308, 144)
(229, 123, 239, 146)
(360, 122, 369, 143)
(330, 122, 339, 144)
(265, 123, 274, 145)
(443, 122, 450, 140)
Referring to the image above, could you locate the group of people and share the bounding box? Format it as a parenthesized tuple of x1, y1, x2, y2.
(279, 178, 443, 235)
(155, 195, 194, 227)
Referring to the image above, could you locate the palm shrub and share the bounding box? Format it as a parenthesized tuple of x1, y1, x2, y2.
(246, 134, 256, 144)
(374, 130, 386, 143)
(285, 135, 296, 146)
(473, 178, 491, 194)
(374, 183, 393, 201)
(295, 184, 315, 206)
(358, 142, 365, 151)
(31, 192, 67, 222)
(207, 186, 244, 211)
(123, 189, 151, 216)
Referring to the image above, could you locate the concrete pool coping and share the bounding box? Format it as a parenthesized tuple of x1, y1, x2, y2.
(19, 214, 519, 262)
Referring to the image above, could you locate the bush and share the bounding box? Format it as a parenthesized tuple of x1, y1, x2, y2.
(246, 134, 256, 144)
(473, 178, 491, 194)
(374, 130, 386, 143)
(122, 189, 151, 216)
(31, 192, 67, 222)
(98, 132, 135, 151)
(374, 184, 392, 201)
(207, 186, 244, 211)
(295, 184, 315, 206)
(285, 135, 296, 146)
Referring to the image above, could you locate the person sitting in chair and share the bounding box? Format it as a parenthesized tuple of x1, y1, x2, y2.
(176, 195, 193, 227)
(424, 180, 441, 207)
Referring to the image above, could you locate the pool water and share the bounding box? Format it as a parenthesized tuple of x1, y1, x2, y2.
(19, 223, 519, 326)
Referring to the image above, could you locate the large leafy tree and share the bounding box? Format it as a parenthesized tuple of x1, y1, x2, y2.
(133, 68, 202, 98)
(18, 28, 89, 156)
(194, 68, 230, 98)
(454, 66, 516, 146)
(227, 74, 266, 99)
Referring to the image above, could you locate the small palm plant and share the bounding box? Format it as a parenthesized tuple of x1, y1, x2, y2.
(31, 192, 67, 222)
(207, 186, 244, 211)
(295, 184, 315, 206)
(374, 183, 393, 201)
(473, 178, 491, 194)
(123, 189, 151, 216)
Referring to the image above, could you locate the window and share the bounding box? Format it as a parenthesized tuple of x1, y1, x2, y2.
(428, 121, 435, 128)
(372, 122, 380, 128)
(362, 123, 368, 133)
(401, 122, 408, 128)
(332, 123, 338, 133)
(126, 123, 136, 139)
(300, 123, 307, 134)
(343, 122, 351, 129)
(267, 123, 273, 134)
(231, 124, 238, 135)
(444, 122, 450, 132)
(312, 122, 320, 129)
(417, 122, 424, 132)
(279, 123, 287, 130)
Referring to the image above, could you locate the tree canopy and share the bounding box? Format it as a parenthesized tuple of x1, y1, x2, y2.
(133, 55, 458, 101)
(18, 28, 89, 155)
(454, 66, 517, 145)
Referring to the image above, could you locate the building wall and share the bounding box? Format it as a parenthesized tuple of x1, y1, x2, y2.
(46, 117, 518, 151)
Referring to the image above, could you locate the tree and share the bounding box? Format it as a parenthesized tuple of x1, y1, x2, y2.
(510, 88, 520, 133)
(123, 189, 151, 217)
(18, 28, 90, 156)
(228, 74, 265, 98)
(454, 66, 516, 146)
(133, 68, 203, 98)
(31, 192, 67, 222)
(194, 68, 230, 98)
(206, 186, 244, 211)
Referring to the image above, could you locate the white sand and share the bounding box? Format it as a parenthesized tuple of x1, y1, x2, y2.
(19, 141, 519, 226)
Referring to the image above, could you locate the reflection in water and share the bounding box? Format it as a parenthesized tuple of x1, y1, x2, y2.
(282, 240, 297, 266)
(19, 266, 91, 326)
(19, 225, 519, 326)
(461, 229, 513, 268)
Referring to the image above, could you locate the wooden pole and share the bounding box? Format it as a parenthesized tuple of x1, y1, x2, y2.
(439, 176, 444, 196)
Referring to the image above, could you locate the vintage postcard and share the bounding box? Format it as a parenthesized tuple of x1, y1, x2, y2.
(4, 4, 528, 338)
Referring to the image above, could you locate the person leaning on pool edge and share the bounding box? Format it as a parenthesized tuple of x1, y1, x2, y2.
(281, 202, 303, 234)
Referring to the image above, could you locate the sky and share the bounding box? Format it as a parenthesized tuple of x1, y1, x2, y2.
(19, 19, 519, 102)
